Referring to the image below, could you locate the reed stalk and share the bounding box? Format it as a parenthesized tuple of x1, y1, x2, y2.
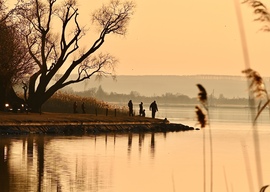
(196, 84, 213, 192)
(234, 0, 264, 189)
(241, 140, 255, 192)
(223, 167, 229, 192)
(195, 105, 206, 192)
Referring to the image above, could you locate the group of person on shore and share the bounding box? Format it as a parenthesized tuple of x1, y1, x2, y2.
(128, 100, 158, 118)
(72, 100, 158, 118)
(73, 101, 86, 114)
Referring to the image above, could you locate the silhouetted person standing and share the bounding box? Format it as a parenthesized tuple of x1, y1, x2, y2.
(139, 102, 144, 116)
(149, 101, 158, 118)
(73, 101, 78, 113)
(128, 100, 133, 116)
(81, 102, 86, 114)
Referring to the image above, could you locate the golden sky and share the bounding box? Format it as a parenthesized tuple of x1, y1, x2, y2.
(77, 0, 270, 76)
(8, 0, 270, 76)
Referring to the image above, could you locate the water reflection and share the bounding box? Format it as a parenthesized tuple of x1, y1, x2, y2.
(0, 139, 10, 192)
(150, 133, 155, 157)
(1, 127, 268, 192)
(128, 133, 132, 155)
(138, 133, 144, 151)
(27, 136, 34, 162)
(36, 136, 44, 192)
(0, 133, 157, 192)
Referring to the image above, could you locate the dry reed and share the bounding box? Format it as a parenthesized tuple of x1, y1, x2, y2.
(196, 84, 213, 192)
(260, 185, 269, 192)
(195, 106, 207, 128)
(235, 0, 266, 190)
(242, 68, 270, 122)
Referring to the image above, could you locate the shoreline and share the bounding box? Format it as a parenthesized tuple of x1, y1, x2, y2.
(0, 112, 197, 135)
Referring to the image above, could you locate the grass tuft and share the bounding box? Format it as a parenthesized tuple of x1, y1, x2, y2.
(242, 68, 267, 99)
(196, 84, 208, 109)
(195, 105, 207, 128)
(242, 68, 270, 123)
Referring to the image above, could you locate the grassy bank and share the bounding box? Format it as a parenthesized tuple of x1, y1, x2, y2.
(0, 111, 164, 124)
(0, 92, 168, 125)
(0, 112, 195, 135)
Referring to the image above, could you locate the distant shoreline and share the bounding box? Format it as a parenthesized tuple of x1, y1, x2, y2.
(66, 74, 260, 99)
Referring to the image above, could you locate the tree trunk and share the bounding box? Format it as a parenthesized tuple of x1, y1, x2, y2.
(27, 93, 43, 113)
(28, 75, 65, 113)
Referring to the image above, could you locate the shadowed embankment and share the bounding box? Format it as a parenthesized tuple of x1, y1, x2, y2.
(0, 112, 196, 135)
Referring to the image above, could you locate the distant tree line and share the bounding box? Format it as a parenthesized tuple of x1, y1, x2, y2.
(73, 85, 249, 106)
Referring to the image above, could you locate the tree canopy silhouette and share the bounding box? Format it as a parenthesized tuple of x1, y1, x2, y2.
(13, 0, 135, 112)
(0, 0, 34, 110)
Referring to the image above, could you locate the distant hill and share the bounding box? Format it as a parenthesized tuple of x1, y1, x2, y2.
(68, 75, 270, 98)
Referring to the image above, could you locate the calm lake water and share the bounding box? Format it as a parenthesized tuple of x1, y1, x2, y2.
(0, 105, 270, 192)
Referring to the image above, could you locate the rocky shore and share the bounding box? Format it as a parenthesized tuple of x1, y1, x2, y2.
(0, 112, 197, 135)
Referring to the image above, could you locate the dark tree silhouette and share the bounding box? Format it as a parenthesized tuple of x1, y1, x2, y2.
(15, 0, 135, 112)
(0, 1, 34, 110)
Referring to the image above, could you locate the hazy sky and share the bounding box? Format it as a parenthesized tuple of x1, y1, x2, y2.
(76, 0, 270, 76)
(8, 0, 270, 76)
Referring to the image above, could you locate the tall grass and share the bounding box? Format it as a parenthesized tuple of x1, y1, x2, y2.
(234, 1, 268, 191)
(196, 78, 269, 192)
(194, 1, 270, 191)
(196, 84, 213, 192)
(41, 91, 128, 115)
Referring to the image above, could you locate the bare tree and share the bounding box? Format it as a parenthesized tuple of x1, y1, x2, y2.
(16, 0, 135, 112)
